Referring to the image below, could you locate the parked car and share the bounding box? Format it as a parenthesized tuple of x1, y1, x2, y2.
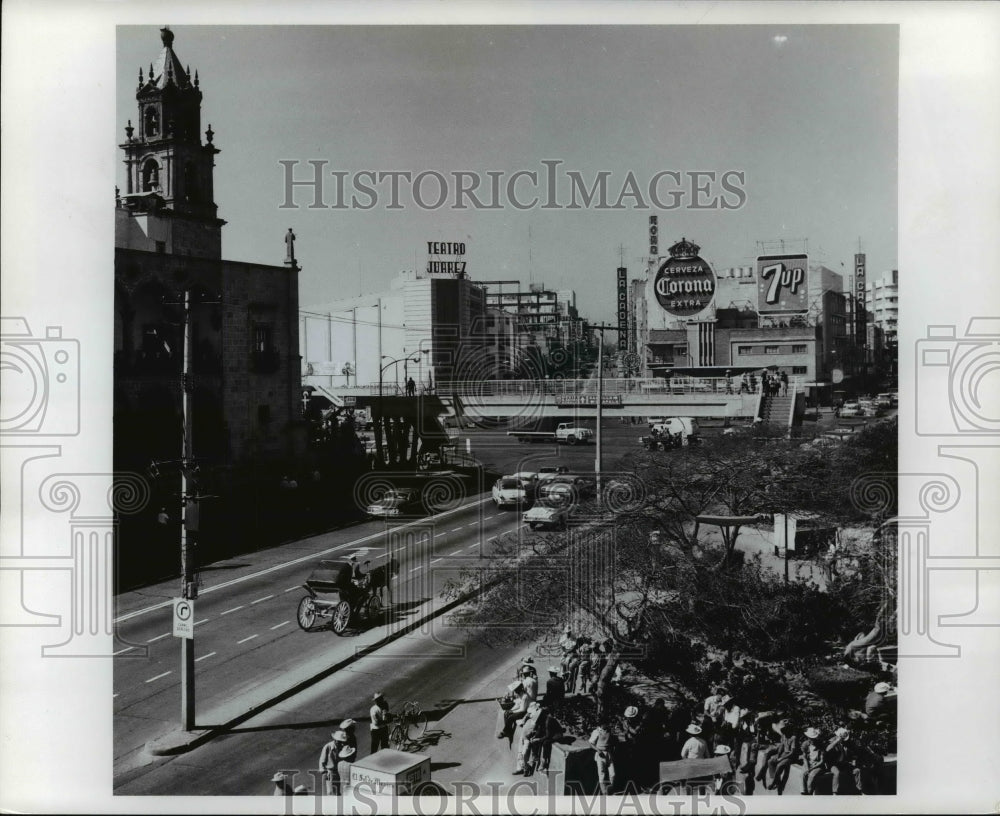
(492, 476, 535, 509)
(875, 392, 896, 409)
(366, 488, 422, 518)
(838, 402, 862, 418)
(536, 466, 570, 484)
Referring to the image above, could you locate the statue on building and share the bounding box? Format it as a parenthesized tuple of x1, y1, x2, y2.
(284, 228, 296, 266)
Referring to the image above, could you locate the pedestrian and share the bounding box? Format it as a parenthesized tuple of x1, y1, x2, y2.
(826, 725, 878, 794)
(620, 705, 642, 789)
(733, 715, 760, 795)
(800, 727, 826, 795)
(780, 371, 788, 396)
(764, 720, 799, 794)
(593, 647, 618, 717)
(680, 723, 710, 759)
(864, 681, 891, 720)
(712, 744, 735, 793)
(576, 641, 593, 695)
(338, 719, 358, 752)
(544, 666, 566, 707)
(564, 647, 581, 696)
(514, 701, 543, 774)
(369, 692, 390, 754)
(589, 717, 618, 794)
(272, 771, 294, 796)
(521, 666, 539, 704)
(336, 746, 355, 794)
(406, 377, 416, 397)
(702, 687, 727, 746)
(518, 655, 538, 682)
(724, 370, 732, 394)
(319, 730, 347, 794)
(526, 705, 564, 774)
(497, 681, 530, 740)
(157, 506, 170, 525)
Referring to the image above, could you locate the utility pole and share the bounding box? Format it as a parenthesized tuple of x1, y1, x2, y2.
(587, 323, 625, 508)
(180, 289, 196, 731)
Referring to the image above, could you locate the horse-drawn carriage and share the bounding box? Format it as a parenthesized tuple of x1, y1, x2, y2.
(296, 559, 394, 635)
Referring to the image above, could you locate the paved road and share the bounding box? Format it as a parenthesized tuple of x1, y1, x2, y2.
(113, 496, 530, 777)
(114, 612, 533, 795)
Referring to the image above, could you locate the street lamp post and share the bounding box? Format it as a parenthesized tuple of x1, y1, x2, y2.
(376, 352, 428, 466)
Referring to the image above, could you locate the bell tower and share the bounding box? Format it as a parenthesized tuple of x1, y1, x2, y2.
(117, 26, 225, 259)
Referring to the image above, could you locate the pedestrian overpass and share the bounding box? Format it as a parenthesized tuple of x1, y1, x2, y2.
(314, 376, 804, 428)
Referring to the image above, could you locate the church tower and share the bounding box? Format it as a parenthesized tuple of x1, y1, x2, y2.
(117, 27, 225, 259)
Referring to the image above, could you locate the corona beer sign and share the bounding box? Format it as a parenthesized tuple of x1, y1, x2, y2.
(653, 237, 715, 318)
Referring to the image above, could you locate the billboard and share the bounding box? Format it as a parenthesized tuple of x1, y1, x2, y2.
(756, 254, 808, 313)
(854, 252, 867, 345)
(653, 238, 715, 318)
(617, 267, 628, 350)
(649, 215, 659, 256)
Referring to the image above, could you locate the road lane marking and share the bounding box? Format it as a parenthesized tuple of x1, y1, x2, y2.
(145, 671, 172, 684)
(430, 558, 442, 564)
(466, 543, 478, 549)
(113, 646, 135, 656)
(487, 535, 498, 542)
(236, 634, 258, 644)
(409, 566, 422, 573)
(449, 550, 462, 556)
(270, 621, 290, 630)
(145, 633, 169, 643)
(251, 595, 274, 605)
(195, 652, 217, 663)
(465, 522, 478, 528)
(113, 693, 119, 698)
(283, 585, 301, 593)
(221, 605, 245, 616)
(194, 618, 209, 627)
(115, 495, 492, 623)
(450, 527, 463, 533)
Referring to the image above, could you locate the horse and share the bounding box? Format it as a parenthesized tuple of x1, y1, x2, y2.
(367, 557, 400, 602)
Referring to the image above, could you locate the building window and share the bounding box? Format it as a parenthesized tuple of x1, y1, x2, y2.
(155, 240, 166, 254)
(764, 345, 780, 354)
(674, 346, 687, 357)
(792, 344, 807, 353)
(737, 345, 753, 355)
(252, 324, 279, 373)
(792, 366, 807, 375)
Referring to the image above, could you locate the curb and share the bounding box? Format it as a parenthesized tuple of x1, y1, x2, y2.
(145, 578, 490, 757)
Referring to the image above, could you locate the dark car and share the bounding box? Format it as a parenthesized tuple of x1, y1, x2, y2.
(537, 475, 596, 505)
(366, 488, 422, 518)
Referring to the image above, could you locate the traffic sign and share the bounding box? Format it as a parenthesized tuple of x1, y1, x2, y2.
(173, 598, 195, 639)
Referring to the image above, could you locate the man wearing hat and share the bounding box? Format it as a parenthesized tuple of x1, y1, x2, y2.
(588, 717, 619, 794)
(336, 745, 356, 794)
(319, 730, 348, 794)
(497, 680, 530, 741)
(764, 719, 799, 794)
(712, 745, 735, 793)
(865, 681, 892, 720)
(521, 661, 539, 703)
(271, 771, 293, 796)
(544, 666, 565, 707)
(369, 692, 390, 754)
(800, 727, 826, 795)
(338, 719, 358, 752)
(825, 726, 880, 794)
(680, 723, 710, 759)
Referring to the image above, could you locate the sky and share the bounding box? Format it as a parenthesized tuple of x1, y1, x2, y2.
(116, 24, 898, 327)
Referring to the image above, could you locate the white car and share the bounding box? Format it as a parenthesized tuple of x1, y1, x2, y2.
(522, 503, 568, 530)
(492, 476, 535, 509)
(838, 402, 862, 418)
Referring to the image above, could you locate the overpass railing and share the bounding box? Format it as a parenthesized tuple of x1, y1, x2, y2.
(323, 377, 804, 399)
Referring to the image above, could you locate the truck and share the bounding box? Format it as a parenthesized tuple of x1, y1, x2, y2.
(507, 423, 594, 445)
(639, 417, 700, 450)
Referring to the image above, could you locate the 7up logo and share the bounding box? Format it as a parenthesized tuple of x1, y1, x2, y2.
(760, 260, 806, 305)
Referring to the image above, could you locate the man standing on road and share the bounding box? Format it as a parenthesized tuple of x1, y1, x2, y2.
(544, 666, 566, 707)
(589, 717, 618, 794)
(319, 730, 347, 794)
(369, 692, 390, 754)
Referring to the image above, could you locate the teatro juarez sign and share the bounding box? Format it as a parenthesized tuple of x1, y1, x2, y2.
(426, 241, 467, 276)
(653, 237, 716, 317)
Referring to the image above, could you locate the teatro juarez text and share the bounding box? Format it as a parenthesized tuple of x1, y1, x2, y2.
(278, 160, 747, 211)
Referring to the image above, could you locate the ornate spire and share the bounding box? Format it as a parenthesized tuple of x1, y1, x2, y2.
(194, 69, 199, 88)
(205, 124, 214, 144)
(138, 67, 144, 89)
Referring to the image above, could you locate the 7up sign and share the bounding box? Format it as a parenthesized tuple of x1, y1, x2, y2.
(756, 253, 808, 314)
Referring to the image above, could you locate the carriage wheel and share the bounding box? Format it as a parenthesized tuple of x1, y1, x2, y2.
(296, 597, 318, 631)
(366, 594, 383, 623)
(331, 600, 351, 634)
(406, 708, 429, 741)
